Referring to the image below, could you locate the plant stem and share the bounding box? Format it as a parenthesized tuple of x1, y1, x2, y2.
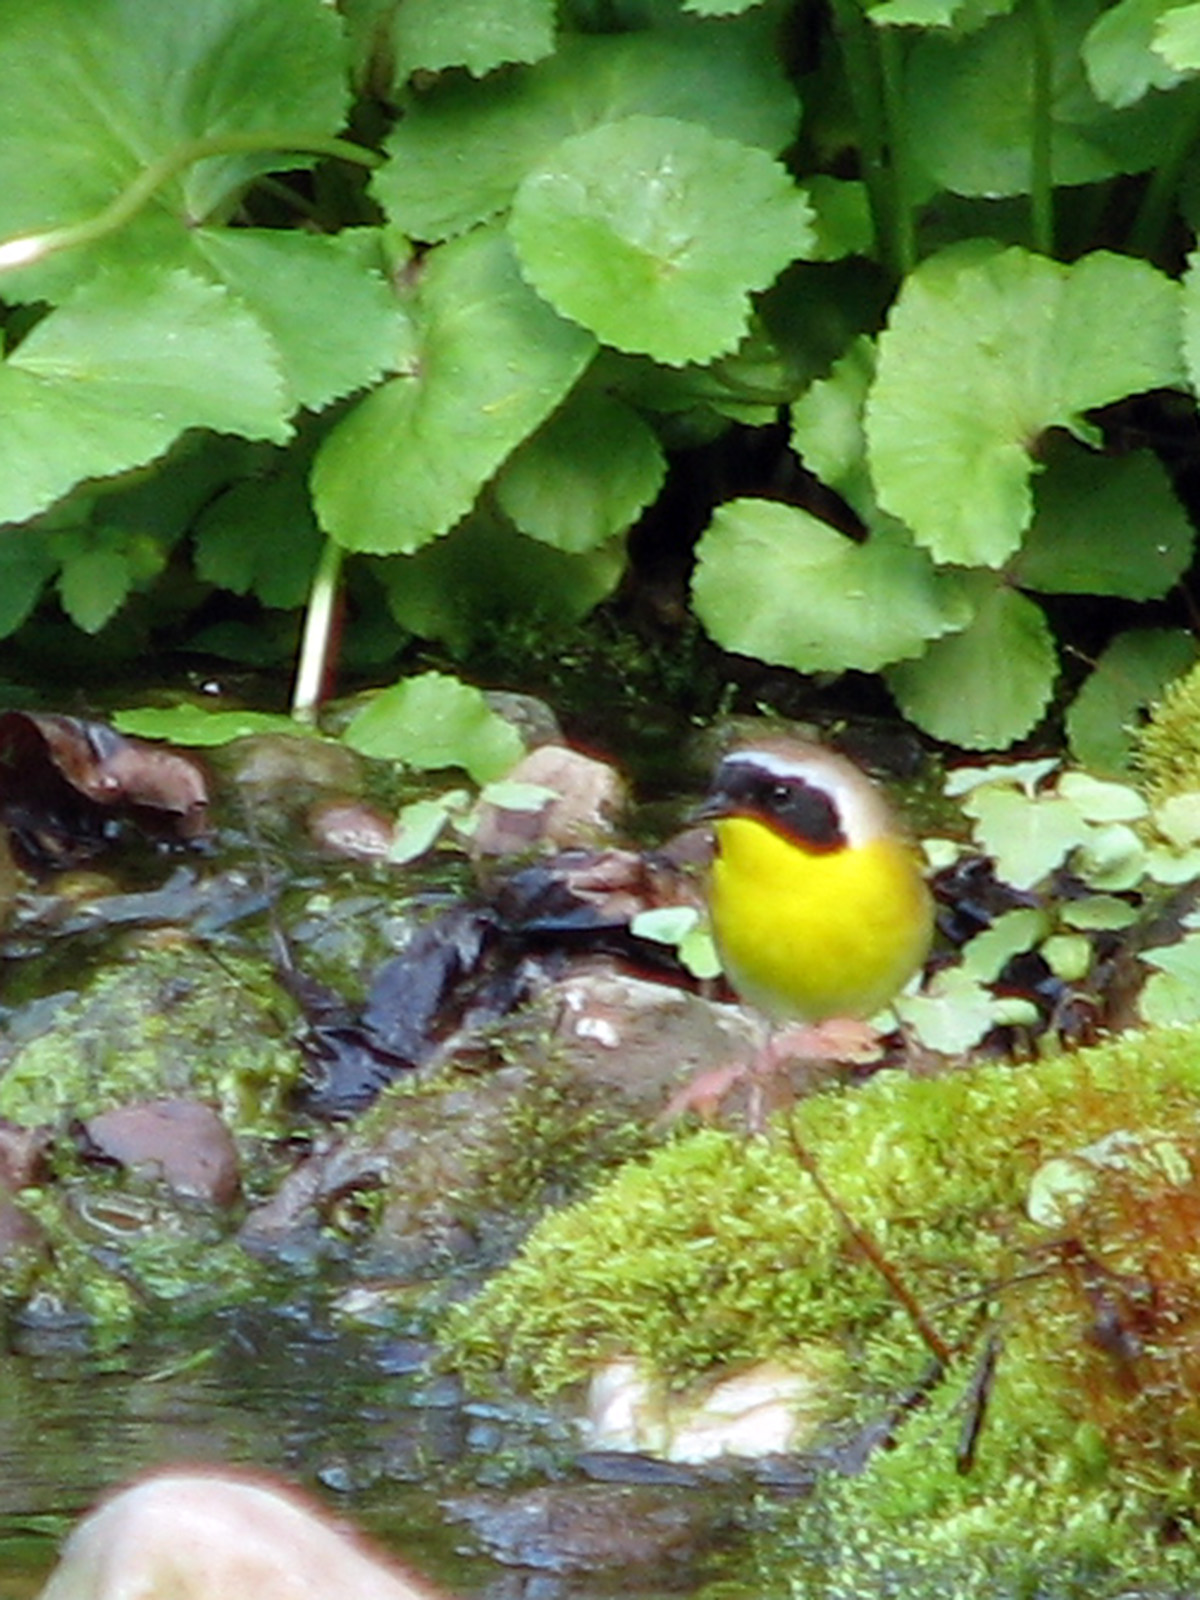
(784, 1119, 954, 1367)
(878, 27, 916, 277)
(292, 537, 345, 724)
(1029, 0, 1055, 256)
(831, 0, 896, 276)
(0, 130, 380, 274)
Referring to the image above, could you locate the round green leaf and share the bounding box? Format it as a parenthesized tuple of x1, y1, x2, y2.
(312, 227, 596, 556)
(867, 246, 1182, 567)
(192, 231, 413, 413)
(510, 116, 814, 367)
(0, 266, 290, 524)
(1154, 2, 1200, 69)
(907, 0, 1181, 196)
(692, 498, 970, 673)
(960, 787, 1091, 889)
(342, 671, 525, 783)
(1065, 627, 1198, 773)
(390, 0, 555, 82)
(0, 0, 349, 303)
(1014, 442, 1193, 599)
(495, 391, 666, 552)
(1084, 0, 1188, 107)
(375, 25, 800, 243)
(886, 583, 1058, 749)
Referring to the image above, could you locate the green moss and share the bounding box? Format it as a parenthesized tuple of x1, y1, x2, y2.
(449, 1033, 1200, 1393)
(0, 940, 301, 1143)
(1134, 660, 1200, 802)
(445, 1026, 1200, 1575)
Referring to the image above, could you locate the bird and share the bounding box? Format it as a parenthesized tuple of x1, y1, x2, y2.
(694, 738, 933, 1100)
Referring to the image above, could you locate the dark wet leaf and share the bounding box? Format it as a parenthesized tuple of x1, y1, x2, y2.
(0, 711, 209, 868)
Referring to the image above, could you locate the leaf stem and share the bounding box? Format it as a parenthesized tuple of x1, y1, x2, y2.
(292, 536, 345, 724)
(877, 27, 916, 277)
(831, 0, 895, 276)
(0, 131, 381, 275)
(1029, 0, 1055, 256)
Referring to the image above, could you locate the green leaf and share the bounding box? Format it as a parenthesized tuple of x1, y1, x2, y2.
(0, 0, 349, 302)
(342, 671, 525, 783)
(866, 247, 1182, 567)
(790, 336, 876, 520)
(1066, 627, 1198, 773)
(805, 177, 875, 263)
(379, 514, 625, 655)
(1084, 0, 1189, 106)
(1056, 771, 1148, 822)
(495, 391, 666, 552)
(112, 705, 314, 745)
(1154, 1, 1200, 68)
(511, 116, 814, 366)
(959, 907, 1051, 982)
(1072, 821, 1148, 890)
(1139, 931, 1200, 1023)
(1013, 443, 1193, 599)
(374, 25, 800, 242)
(391, 0, 555, 81)
(0, 529, 57, 639)
(389, 796, 459, 864)
(691, 499, 970, 673)
(194, 456, 325, 610)
(0, 267, 290, 524)
(1155, 792, 1200, 847)
(960, 786, 1091, 889)
(886, 582, 1058, 749)
(191, 231, 413, 412)
(312, 227, 596, 556)
(56, 544, 136, 634)
(907, 0, 1186, 196)
(1060, 895, 1140, 931)
(893, 968, 1023, 1055)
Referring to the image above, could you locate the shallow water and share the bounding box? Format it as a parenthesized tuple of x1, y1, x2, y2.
(0, 1302, 747, 1600)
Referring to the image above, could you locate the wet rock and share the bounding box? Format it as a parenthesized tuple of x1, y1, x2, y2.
(239, 1065, 541, 1274)
(307, 799, 396, 861)
(442, 1482, 717, 1573)
(481, 691, 563, 752)
(470, 746, 625, 859)
(541, 966, 761, 1117)
(242, 964, 772, 1270)
(76, 1098, 241, 1207)
(220, 731, 367, 812)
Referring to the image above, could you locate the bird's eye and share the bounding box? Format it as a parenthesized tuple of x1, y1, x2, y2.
(768, 782, 792, 809)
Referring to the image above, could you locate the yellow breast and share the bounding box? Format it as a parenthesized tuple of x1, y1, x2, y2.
(708, 813, 932, 1023)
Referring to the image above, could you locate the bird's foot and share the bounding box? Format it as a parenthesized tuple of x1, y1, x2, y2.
(662, 1015, 888, 1128)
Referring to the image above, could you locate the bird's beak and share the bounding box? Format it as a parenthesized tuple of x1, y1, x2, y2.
(689, 792, 730, 825)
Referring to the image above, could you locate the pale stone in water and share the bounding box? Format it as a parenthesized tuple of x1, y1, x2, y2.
(37, 1469, 447, 1600)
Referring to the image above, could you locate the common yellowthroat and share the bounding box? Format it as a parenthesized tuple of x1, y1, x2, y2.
(699, 740, 933, 1028)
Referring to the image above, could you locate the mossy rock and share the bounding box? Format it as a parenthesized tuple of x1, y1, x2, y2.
(0, 938, 301, 1144)
(445, 1026, 1200, 1587)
